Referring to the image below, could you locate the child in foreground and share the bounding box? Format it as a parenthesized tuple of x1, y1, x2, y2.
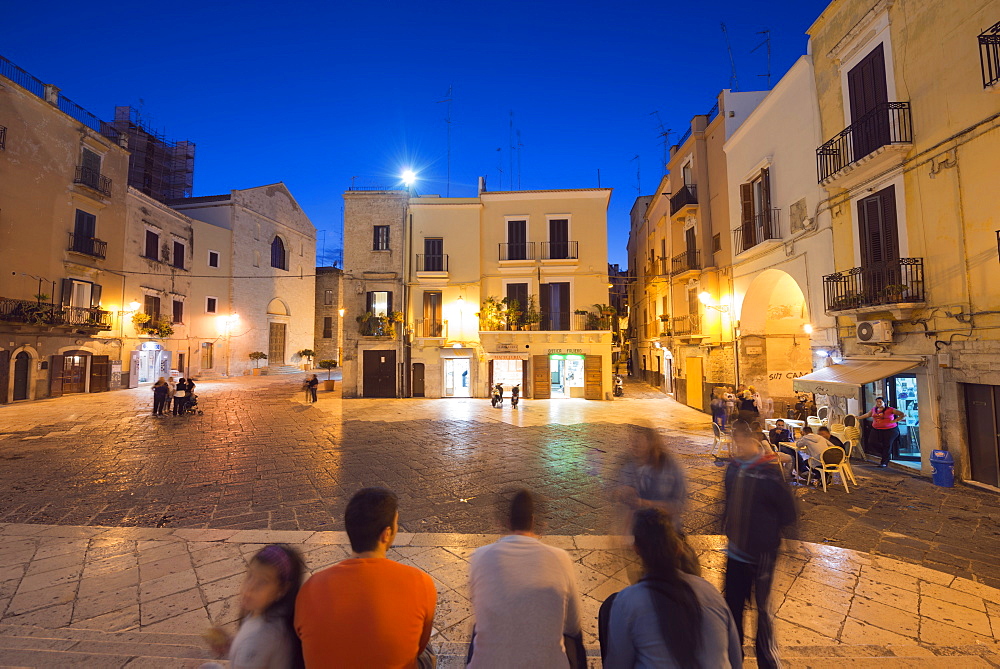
(203, 544, 305, 669)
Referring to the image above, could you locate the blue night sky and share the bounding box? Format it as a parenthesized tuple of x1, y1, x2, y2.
(4, 1, 830, 266)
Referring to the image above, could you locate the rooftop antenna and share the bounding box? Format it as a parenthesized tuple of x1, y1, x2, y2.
(516, 129, 523, 190)
(752, 28, 772, 88)
(630, 154, 641, 194)
(721, 22, 740, 91)
(650, 111, 672, 175)
(436, 85, 454, 196)
(496, 147, 504, 190)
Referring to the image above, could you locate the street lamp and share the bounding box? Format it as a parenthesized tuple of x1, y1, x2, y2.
(217, 314, 239, 377)
(698, 291, 730, 313)
(338, 308, 345, 366)
(401, 169, 417, 187)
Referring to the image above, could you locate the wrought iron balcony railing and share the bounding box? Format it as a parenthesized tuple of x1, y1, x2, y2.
(671, 250, 700, 275)
(541, 241, 579, 260)
(499, 242, 535, 261)
(357, 317, 397, 337)
(823, 258, 925, 312)
(0, 125, 6, 150)
(74, 165, 112, 196)
(414, 319, 448, 338)
(670, 185, 698, 215)
(816, 102, 912, 182)
(733, 209, 781, 255)
(671, 314, 701, 336)
(416, 254, 448, 272)
(68, 233, 108, 259)
(0, 297, 111, 329)
(980, 21, 1000, 88)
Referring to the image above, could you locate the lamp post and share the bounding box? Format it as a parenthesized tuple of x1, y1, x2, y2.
(338, 307, 345, 367)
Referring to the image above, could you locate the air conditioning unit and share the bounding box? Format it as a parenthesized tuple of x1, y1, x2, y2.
(856, 320, 893, 344)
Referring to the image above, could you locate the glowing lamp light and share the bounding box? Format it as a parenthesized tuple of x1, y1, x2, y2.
(803, 323, 814, 334)
(338, 308, 346, 317)
(698, 291, 712, 306)
(401, 169, 417, 186)
(128, 301, 141, 311)
(452, 343, 462, 349)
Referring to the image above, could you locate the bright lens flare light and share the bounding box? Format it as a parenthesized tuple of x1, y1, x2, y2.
(698, 291, 713, 306)
(803, 323, 814, 334)
(401, 169, 417, 186)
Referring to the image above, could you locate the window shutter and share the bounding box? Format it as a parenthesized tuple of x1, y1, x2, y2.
(760, 168, 771, 218)
(60, 279, 74, 306)
(373, 227, 379, 250)
(82, 149, 101, 173)
(859, 196, 884, 265)
(387, 292, 393, 315)
(539, 284, 551, 329)
(879, 186, 899, 262)
(90, 283, 102, 308)
(740, 183, 754, 227)
(365, 292, 374, 314)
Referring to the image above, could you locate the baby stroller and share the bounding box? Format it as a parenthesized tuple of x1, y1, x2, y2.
(184, 392, 204, 415)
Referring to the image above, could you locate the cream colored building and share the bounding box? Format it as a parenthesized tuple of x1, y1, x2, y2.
(407, 188, 615, 400)
(792, 0, 1000, 484)
(1, 56, 130, 402)
(169, 184, 317, 378)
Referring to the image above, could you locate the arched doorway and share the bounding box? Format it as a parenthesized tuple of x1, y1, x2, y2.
(738, 270, 811, 416)
(266, 299, 290, 366)
(13, 351, 30, 401)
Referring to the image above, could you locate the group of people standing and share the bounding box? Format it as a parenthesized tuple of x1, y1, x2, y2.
(710, 385, 764, 430)
(150, 376, 195, 416)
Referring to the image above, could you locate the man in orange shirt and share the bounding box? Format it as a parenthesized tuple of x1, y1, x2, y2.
(295, 488, 436, 668)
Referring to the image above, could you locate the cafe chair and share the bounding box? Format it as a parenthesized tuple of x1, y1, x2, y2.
(817, 406, 829, 423)
(843, 414, 858, 428)
(838, 442, 859, 485)
(711, 422, 732, 458)
(807, 447, 851, 493)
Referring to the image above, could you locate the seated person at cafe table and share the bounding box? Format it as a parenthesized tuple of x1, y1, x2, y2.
(817, 426, 845, 450)
(792, 426, 836, 482)
(768, 420, 794, 447)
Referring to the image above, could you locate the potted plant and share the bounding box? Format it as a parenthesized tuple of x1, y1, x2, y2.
(594, 303, 617, 317)
(318, 359, 337, 391)
(389, 311, 404, 323)
(524, 294, 541, 330)
(249, 351, 268, 375)
(882, 284, 908, 302)
(297, 348, 316, 370)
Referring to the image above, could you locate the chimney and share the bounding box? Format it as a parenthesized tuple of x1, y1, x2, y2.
(478, 176, 487, 195)
(43, 84, 60, 106)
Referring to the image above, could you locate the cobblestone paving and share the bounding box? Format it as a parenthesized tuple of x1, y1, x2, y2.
(1, 375, 998, 588)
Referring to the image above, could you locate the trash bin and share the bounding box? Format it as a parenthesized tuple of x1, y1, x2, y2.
(930, 450, 954, 487)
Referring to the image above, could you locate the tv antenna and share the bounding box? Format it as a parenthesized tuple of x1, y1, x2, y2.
(752, 29, 772, 88)
(436, 85, 454, 196)
(509, 110, 516, 191)
(516, 129, 523, 190)
(496, 147, 504, 190)
(650, 111, 672, 175)
(721, 23, 740, 91)
(630, 154, 641, 194)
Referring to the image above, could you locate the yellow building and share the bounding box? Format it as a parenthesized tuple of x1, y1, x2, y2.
(797, 0, 1000, 484)
(406, 187, 615, 399)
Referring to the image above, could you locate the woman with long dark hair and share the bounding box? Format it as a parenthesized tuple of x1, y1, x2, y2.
(601, 509, 740, 668)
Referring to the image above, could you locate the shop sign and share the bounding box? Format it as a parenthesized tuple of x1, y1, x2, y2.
(140, 342, 163, 351)
(549, 348, 584, 354)
(494, 343, 519, 351)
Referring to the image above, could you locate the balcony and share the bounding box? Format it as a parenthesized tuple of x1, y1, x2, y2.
(669, 185, 698, 216)
(68, 233, 108, 260)
(671, 314, 702, 337)
(980, 21, 1000, 88)
(478, 310, 611, 332)
(0, 297, 111, 330)
(671, 250, 700, 277)
(73, 166, 112, 197)
(499, 242, 535, 261)
(816, 102, 912, 186)
(733, 209, 781, 255)
(541, 241, 579, 260)
(357, 316, 397, 337)
(416, 254, 448, 272)
(823, 258, 926, 314)
(414, 319, 448, 338)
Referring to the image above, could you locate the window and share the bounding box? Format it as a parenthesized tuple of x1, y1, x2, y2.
(173, 241, 185, 269)
(172, 300, 184, 324)
(208, 250, 220, 268)
(506, 283, 528, 312)
(423, 238, 444, 271)
(323, 316, 333, 339)
(79, 148, 102, 190)
(713, 233, 722, 254)
(206, 296, 218, 314)
(144, 230, 159, 260)
(548, 219, 570, 259)
(72, 210, 97, 255)
(271, 236, 287, 270)
(324, 289, 334, 306)
(366, 291, 392, 316)
(423, 291, 443, 336)
(539, 282, 570, 330)
(682, 163, 694, 186)
(144, 295, 161, 321)
(373, 225, 390, 250)
(59, 278, 100, 308)
(506, 220, 527, 260)
(737, 168, 773, 253)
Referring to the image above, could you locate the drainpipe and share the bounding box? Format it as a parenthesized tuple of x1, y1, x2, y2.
(403, 206, 413, 398)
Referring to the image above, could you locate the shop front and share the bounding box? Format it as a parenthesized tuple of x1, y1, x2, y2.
(794, 358, 924, 470)
(131, 342, 172, 385)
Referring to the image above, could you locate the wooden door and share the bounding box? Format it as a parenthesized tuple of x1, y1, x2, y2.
(412, 363, 425, 397)
(49, 355, 65, 397)
(268, 322, 286, 365)
(90, 355, 110, 393)
(965, 384, 1000, 487)
(363, 349, 396, 398)
(532, 355, 550, 399)
(584, 355, 603, 400)
(0, 349, 9, 404)
(128, 351, 140, 388)
(685, 356, 704, 411)
(63, 355, 87, 394)
(858, 186, 900, 297)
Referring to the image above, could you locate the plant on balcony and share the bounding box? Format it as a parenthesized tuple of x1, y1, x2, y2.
(832, 293, 863, 310)
(574, 309, 589, 315)
(594, 303, 617, 317)
(525, 294, 541, 327)
(132, 312, 151, 330)
(34, 293, 50, 303)
(249, 351, 268, 368)
(503, 297, 524, 330)
(479, 296, 504, 331)
(389, 311, 404, 323)
(882, 284, 908, 301)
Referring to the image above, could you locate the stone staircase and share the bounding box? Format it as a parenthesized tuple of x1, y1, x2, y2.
(260, 365, 306, 376)
(1, 624, 998, 667)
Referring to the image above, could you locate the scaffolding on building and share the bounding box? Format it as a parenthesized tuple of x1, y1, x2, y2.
(104, 106, 195, 201)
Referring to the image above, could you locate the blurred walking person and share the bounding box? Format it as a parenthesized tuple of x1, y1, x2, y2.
(173, 378, 189, 416)
(615, 426, 687, 534)
(467, 489, 584, 668)
(723, 426, 799, 669)
(151, 377, 169, 416)
(600, 508, 741, 668)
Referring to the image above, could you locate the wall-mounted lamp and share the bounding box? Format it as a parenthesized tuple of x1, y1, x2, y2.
(803, 323, 814, 334)
(698, 291, 730, 313)
(338, 308, 346, 317)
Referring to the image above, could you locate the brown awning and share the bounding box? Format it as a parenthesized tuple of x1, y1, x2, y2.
(793, 359, 920, 397)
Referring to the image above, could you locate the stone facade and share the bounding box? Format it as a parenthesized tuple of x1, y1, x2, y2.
(314, 267, 344, 366)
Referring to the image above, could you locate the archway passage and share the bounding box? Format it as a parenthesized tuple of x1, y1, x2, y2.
(13, 351, 30, 401)
(738, 269, 811, 416)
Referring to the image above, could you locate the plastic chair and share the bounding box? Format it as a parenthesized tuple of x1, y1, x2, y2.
(844, 426, 862, 453)
(807, 447, 851, 493)
(711, 422, 732, 458)
(830, 423, 846, 439)
(843, 414, 858, 428)
(817, 406, 829, 423)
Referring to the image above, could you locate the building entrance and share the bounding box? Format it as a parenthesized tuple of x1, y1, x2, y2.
(444, 358, 470, 397)
(863, 374, 921, 467)
(491, 359, 523, 395)
(136, 344, 170, 384)
(965, 383, 1000, 487)
(550, 354, 584, 398)
(63, 355, 88, 394)
(13, 351, 30, 401)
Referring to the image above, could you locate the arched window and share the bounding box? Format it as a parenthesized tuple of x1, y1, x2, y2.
(271, 236, 287, 270)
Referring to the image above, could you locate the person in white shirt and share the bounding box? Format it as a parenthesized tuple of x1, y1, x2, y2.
(796, 426, 835, 483)
(467, 490, 584, 668)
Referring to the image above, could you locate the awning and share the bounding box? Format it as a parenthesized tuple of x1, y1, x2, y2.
(793, 359, 920, 397)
